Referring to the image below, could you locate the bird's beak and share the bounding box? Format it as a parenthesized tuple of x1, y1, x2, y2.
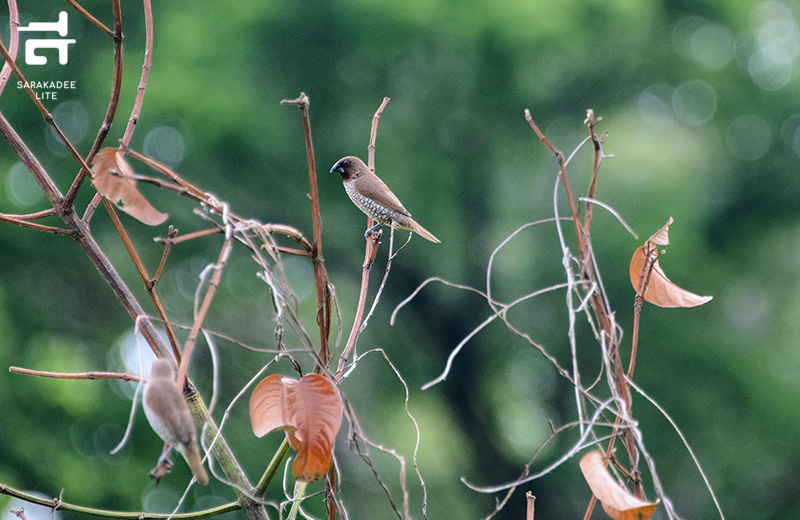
(330, 162, 343, 174)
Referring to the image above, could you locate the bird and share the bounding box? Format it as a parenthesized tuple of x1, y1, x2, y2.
(330, 156, 440, 243)
(143, 359, 209, 485)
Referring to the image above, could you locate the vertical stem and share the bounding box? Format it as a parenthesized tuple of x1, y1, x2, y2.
(337, 231, 381, 375)
(628, 244, 659, 380)
(337, 97, 391, 376)
(64, 0, 124, 209)
(0, 0, 19, 96)
(121, 0, 152, 147)
(526, 492, 536, 520)
(281, 93, 332, 368)
(287, 481, 309, 520)
(582, 110, 602, 235)
(528, 110, 645, 507)
(368, 97, 391, 168)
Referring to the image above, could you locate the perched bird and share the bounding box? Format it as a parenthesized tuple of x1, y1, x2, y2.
(330, 156, 440, 243)
(143, 359, 209, 485)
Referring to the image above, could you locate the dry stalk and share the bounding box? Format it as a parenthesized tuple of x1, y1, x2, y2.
(397, 110, 671, 519)
(0, 5, 281, 519)
(64, 0, 123, 210)
(0, 0, 19, 96)
(337, 97, 391, 376)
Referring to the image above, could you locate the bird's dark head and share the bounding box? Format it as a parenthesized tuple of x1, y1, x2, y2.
(330, 156, 366, 181)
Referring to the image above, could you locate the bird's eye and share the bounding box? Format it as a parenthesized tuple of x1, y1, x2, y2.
(342, 159, 350, 167)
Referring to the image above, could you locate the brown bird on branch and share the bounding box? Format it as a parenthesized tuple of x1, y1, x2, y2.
(143, 359, 209, 485)
(330, 156, 440, 243)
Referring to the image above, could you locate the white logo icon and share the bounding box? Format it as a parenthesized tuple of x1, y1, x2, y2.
(18, 11, 75, 65)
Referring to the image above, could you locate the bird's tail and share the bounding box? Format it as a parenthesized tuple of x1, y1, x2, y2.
(182, 441, 210, 485)
(406, 219, 441, 243)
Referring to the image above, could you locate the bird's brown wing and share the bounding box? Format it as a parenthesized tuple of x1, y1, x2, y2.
(354, 173, 412, 217)
(144, 381, 196, 445)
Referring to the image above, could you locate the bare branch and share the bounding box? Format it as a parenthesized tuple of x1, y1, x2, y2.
(0, 482, 241, 519)
(281, 92, 333, 368)
(9, 367, 143, 382)
(0, 0, 20, 96)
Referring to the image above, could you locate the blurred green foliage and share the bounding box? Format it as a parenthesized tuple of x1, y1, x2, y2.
(2, 0, 800, 519)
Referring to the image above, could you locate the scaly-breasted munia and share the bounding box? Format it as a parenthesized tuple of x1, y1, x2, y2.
(143, 359, 209, 485)
(330, 156, 440, 243)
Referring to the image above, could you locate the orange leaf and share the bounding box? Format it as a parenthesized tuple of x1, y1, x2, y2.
(580, 451, 659, 520)
(249, 373, 343, 482)
(90, 147, 168, 226)
(629, 217, 712, 308)
(645, 216, 672, 246)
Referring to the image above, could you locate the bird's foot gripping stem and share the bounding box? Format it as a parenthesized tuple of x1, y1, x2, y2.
(149, 446, 175, 484)
(364, 223, 383, 241)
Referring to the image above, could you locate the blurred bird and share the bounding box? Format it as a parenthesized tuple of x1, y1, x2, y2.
(143, 359, 209, 485)
(330, 156, 440, 243)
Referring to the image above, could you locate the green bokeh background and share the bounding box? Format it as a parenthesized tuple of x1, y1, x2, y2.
(1, 0, 799, 519)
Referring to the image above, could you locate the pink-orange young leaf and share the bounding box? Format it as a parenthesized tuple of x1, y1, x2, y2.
(580, 451, 660, 520)
(629, 217, 712, 308)
(249, 373, 343, 482)
(90, 147, 168, 226)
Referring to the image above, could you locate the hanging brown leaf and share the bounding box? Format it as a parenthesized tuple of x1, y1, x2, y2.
(580, 450, 659, 520)
(90, 147, 168, 226)
(629, 217, 712, 308)
(249, 373, 343, 482)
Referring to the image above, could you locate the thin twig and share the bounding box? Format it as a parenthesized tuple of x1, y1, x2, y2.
(358, 229, 409, 341)
(65, 0, 123, 210)
(155, 227, 221, 244)
(0, 208, 56, 220)
(120, 0, 153, 147)
(368, 97, 391, 168)
(63, 0, 114, 36)
(122, 146, 209, 202)
(629, 243, 660, 380)
(525, 109, 584, 252)
(627, 378, 724, 520)
(582, 109, 604, 235)
(178, 211, 234, 389)
(0, 0, 19, 96)
(392, 277, 489, 325)
(462, 399, 617, 492)
(336, 98, 391, 376)
(9, 367, 143, 382)
(0, 482, 240, 519)
(337, 230, 380, 374)
(153, 226, 178, 283)
(101, 199, 183, 361)
(280, 92, 332, 368)
(0, 213, 75, 235)
(421, 280, 572, 390)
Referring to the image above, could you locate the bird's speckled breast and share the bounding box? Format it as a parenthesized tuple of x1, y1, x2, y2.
(344, 180, 395, 225)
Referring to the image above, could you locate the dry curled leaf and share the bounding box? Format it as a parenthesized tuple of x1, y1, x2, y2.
(580, 451, 659, 520)
(249, 373, 343, 482)
(90, 147, 168, 226)
(629, 217, 712, 308)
